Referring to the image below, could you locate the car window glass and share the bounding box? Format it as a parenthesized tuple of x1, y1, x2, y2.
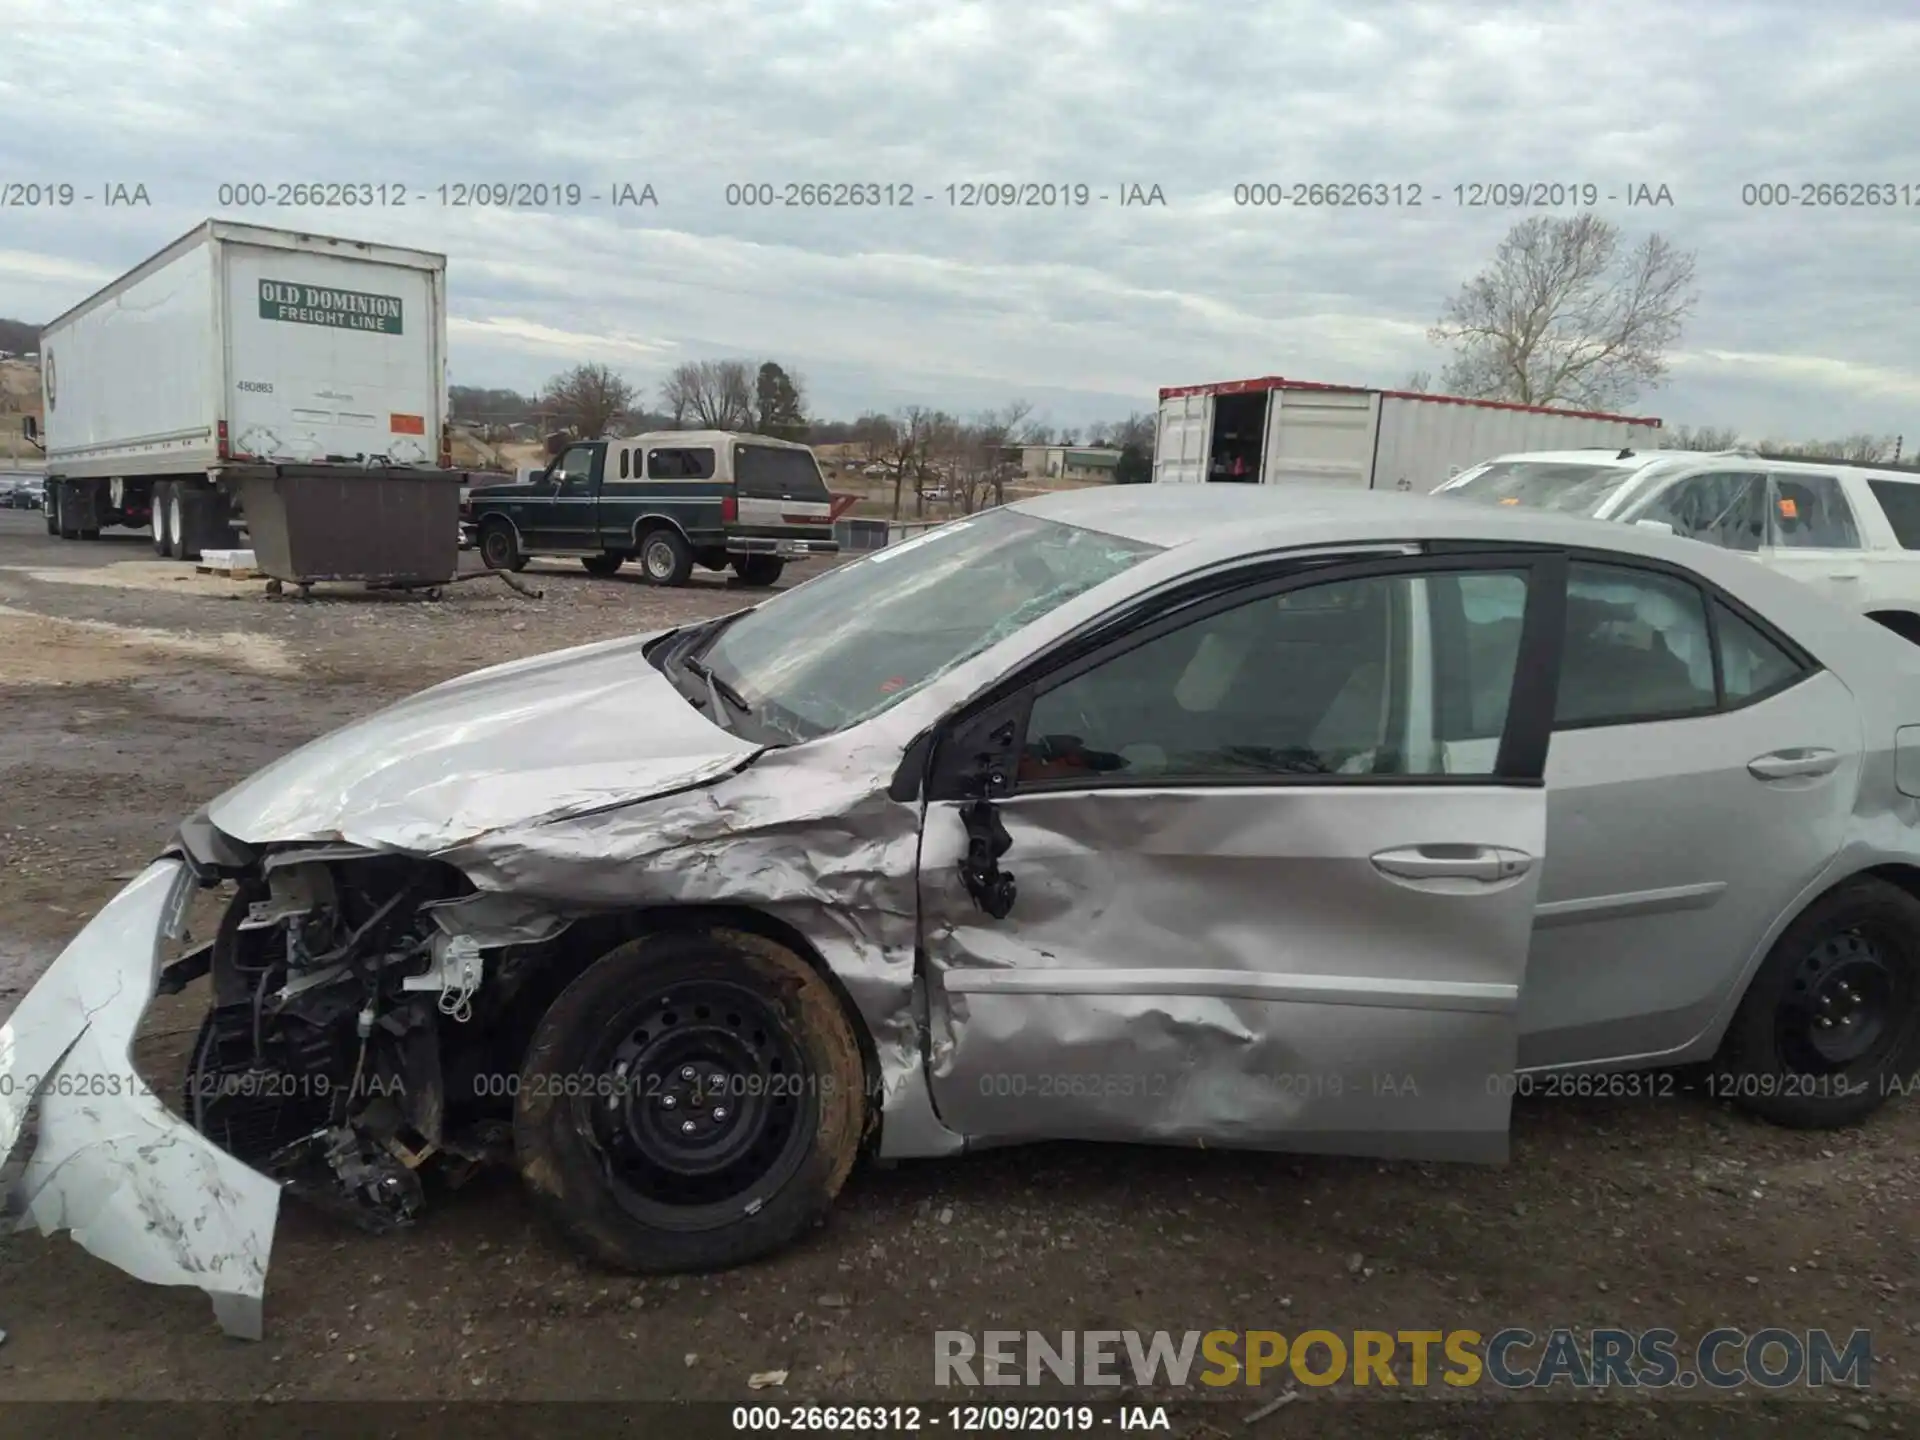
(1715, 602, 1808, 703)
(1627, 471, 1766, 551)
(553, 445, 596, 496)
(1019, 569, 1530, 784)
(648, 447, 717, 480)
(619, 448, 631, 480)
(1867, 479, 1920, 549)
(735, 444, 831, 500)
(1768, 474, 1859, 548)
(1556, 563, 1715, 727)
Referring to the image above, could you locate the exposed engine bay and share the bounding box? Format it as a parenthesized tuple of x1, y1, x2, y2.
(181, 848, 576, 1231)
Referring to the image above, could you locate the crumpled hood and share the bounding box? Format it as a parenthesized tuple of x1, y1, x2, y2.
(206, 630, 761, 854)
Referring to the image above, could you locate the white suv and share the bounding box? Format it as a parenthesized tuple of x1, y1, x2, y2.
(1434, 448, 1920, 642)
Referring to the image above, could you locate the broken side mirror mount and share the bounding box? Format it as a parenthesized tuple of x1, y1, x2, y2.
(950, 714, 1020, 919)
(959, 799, 1017, 920)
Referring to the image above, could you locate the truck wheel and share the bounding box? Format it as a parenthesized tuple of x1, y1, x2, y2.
(167, 488, 190, 560)
(54, 484, 78, 540)
(581, 553, 625, 578)
(1719, 877, 1920, 1129)
(637, 527, 694, 587)
(479, 520, 526, 572)
(732, 556, 786, 588)
(152, 482, 174, 556)
(513, 930, 866, 1274)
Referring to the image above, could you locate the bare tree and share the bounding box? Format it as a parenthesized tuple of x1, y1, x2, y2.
(1401, 371, 1434, 393)
(1428, 213, 1698, 409)
(1110, 410, 1156, 456)
(1760, 433, 1900, 464)
(659, 360, 754, 430)
(541, 363, 636, 439)
(1665, 424, 1743, 452)
(887, 406, 934, 519)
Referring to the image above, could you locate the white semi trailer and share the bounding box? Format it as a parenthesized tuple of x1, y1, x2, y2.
(27, 219, 450, 559)
(1154, 376, 1663, 492)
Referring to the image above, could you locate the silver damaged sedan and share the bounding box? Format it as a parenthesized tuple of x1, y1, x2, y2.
(7, 485, 1920, 1337)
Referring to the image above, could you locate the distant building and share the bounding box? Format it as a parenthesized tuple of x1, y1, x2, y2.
(1020, 445, 1122, 481)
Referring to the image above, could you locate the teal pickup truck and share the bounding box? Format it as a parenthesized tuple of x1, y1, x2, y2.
(462, 430, 840, 586)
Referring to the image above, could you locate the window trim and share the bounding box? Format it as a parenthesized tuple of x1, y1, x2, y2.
(922, 549, 1566, 801)
(1548, 547, 1820, 733)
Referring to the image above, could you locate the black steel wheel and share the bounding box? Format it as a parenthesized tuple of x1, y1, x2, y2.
(479, 519, 525, 572)
(514, 930, 867, 1271)
(1721, 877, 1920, 1128)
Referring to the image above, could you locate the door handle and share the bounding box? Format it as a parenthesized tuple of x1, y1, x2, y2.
(1829, 570, 1862, 581)
(1747, 748, 1840, 780)
(1371, 845, 1533, 883)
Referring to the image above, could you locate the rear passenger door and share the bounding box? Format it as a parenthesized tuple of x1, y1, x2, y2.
(1515, 557, 1860, 1070)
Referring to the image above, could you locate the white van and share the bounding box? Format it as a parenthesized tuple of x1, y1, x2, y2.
(1435, 448, 1920, 640)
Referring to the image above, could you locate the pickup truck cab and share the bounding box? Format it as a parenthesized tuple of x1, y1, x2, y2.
(463, 430, 840, 586)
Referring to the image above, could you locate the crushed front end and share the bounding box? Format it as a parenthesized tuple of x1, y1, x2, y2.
(1, 823, 579, 1339)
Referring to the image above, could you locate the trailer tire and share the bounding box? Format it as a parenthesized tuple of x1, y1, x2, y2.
(54, 483, 78, 540)
(581, 553, 625, 577)
(152, 482, 174, 556)
(166, 487, 188, 560)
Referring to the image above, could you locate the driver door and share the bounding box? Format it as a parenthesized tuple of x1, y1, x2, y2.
(916, 551, 1564, 1162)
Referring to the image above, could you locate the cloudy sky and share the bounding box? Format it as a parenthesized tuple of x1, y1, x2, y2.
(3, 0, 1916, 439)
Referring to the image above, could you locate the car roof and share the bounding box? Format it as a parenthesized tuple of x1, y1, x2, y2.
(1007, 481, 1742, 568)
(1001, 483, 1918, 686)
(1478, 448, 1713, 469)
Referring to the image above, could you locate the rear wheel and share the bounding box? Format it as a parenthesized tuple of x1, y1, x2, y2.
(153, 482, 174, 556)
(732, 555, 786, 588)
(167, 488, 188, 560)
(479, 519, 527, 572)
(581, 553, 625, 577)
(637, 527, 695, 587)
(1720, 877, 1920, 1128)
(513, 930, 866, 1272)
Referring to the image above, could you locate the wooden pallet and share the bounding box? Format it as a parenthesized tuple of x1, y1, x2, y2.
(196, 548, 264, 579)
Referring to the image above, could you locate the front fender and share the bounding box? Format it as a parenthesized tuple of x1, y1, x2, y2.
(0, 861, 280, 1338)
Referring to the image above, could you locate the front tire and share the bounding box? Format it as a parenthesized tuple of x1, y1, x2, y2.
(637, 527, 695, 587)
(479, 519, 527, 572)
(1720, 877, 1920, 1128)
(514, 930, 866, 1273)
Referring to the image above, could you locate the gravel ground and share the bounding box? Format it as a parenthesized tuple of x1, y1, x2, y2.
(0, 511, 1914, 1437)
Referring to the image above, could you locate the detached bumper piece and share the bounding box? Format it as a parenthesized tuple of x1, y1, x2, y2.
(0, 861, 281, 1339)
